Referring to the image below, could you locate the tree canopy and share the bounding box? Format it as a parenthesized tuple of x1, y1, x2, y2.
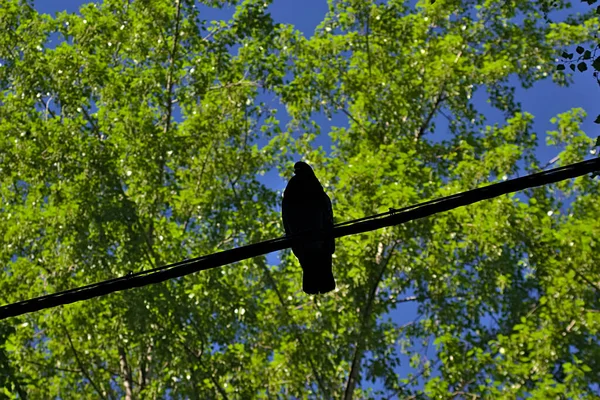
(0, 0, 599, 398)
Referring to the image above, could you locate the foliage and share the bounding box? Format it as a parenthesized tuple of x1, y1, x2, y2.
(550, 0, 600, 124)
(0, 0, 598, 398)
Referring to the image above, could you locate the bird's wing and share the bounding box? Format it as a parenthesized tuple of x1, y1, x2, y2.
(323, 192, 335, 253)
(282, 191, 292, 236)
(283, 175, 333, 250)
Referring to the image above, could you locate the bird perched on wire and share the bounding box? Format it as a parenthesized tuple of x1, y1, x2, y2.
(282, 161, 336, 294)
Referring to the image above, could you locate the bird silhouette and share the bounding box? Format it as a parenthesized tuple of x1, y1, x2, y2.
(282, 161, 336, 294)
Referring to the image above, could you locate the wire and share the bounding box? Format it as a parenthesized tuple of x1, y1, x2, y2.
(1, 157, 598, 320)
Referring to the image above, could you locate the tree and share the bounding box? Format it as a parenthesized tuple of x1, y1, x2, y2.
(0, 0, 598, 398)
(548, 0, 600, 124)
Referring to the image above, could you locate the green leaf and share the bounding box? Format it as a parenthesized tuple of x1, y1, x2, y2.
(583, 50, 592, 60)
(577, 62, 588, 72)
(576, 46, 585, 54)
(581, 364, 592, 373)
(556, 64, 566, 71)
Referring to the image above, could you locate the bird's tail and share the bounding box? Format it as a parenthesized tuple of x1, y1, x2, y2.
(301, 252, 336, 295)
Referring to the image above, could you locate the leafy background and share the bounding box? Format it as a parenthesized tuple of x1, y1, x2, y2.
(0, 0, 599, 398)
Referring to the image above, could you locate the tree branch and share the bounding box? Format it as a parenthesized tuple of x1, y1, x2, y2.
(384, 359, 441, 400)
(568, 265, 600, 295)
(415, 84, 448, 141)
(261, 264, 330, 398)
(138, 342, 152, 394)
(118, 346, 134, 400)
(163, 0, 182, 136)
(344, 237, 398, 400)
(63, 327, 107, 400)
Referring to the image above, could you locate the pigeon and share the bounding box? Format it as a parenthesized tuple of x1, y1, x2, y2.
(282, 161, 336, 294)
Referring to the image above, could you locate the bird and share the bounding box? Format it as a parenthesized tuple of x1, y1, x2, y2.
(282, 161, 336, 294)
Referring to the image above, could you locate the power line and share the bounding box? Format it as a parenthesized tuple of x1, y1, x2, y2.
(1, 158, 598, 320)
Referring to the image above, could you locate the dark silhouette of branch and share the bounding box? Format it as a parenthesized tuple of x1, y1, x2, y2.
(63, 327, 108, 400)
(174, 331, 229, 400)
(261, 264, 330, 398)
(384, 359, 441, 400)
(344, 239, 397, 400)
(415, 85, 448, 141)
(163, 0, 182, 136)
(568, 265, 600, 294)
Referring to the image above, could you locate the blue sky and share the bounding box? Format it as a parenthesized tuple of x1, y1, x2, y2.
(30, 0, 600, 396)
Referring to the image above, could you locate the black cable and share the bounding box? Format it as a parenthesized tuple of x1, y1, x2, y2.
(1, 157, 598, 320)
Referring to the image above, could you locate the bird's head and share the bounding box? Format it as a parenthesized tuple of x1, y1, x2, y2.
(293, 161, 315, 176)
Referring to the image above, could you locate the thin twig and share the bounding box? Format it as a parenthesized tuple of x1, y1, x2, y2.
(63, 327, 108, 400)
(261, 265, 330, 398)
